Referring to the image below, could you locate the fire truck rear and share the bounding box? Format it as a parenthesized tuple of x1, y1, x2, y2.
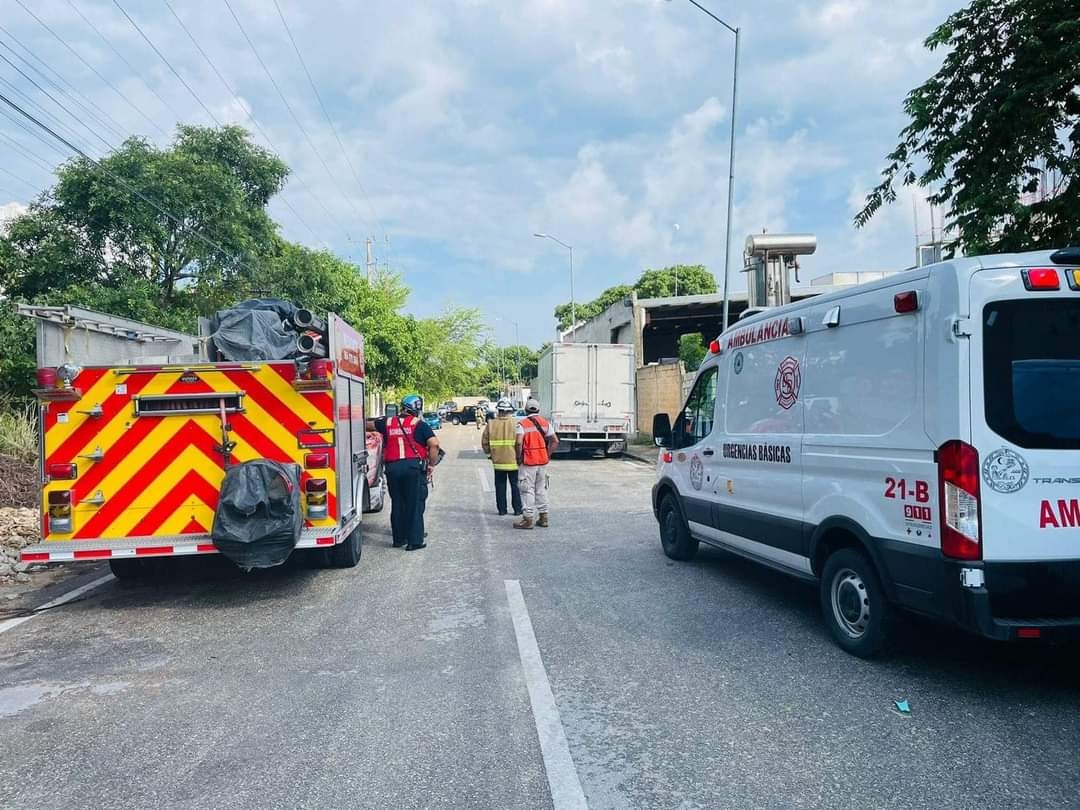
(18, 305, 371, 577)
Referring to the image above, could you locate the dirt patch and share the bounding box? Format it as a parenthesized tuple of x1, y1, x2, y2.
(0, 454, 37, 509)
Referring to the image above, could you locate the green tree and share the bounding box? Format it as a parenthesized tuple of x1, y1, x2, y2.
(678, 332, 707, 372)
(1, 125, 288, 313)
(406, 307, 487, 402)
(554, 266, 716, 330)
(855, 0, 1080, 253)
(634, 265, 716, 299)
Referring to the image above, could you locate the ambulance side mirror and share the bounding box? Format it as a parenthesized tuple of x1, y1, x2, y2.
(653, 413, 672, 447)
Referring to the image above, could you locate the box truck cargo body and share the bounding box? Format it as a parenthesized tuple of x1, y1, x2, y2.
(534, 343, 635, 454)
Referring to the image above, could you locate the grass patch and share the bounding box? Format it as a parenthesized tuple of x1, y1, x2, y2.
(0, 398, 37, 464)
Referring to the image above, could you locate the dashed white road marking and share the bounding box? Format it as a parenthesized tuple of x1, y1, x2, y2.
(476, 467, 493, 492)
(505, 579, 588, 810)
(0, 573, 115, 636)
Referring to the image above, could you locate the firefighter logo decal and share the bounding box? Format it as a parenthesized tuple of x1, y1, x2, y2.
(982, 448, 1029, 494)
(774, 356, 801, 410)
(689, 455, 705, 490)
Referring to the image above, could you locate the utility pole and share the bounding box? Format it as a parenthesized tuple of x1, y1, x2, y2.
(365, 237, 375, 282)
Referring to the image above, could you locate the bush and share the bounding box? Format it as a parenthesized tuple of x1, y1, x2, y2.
(0, 398, 37, 463)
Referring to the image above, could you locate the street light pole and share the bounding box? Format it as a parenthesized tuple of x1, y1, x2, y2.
(667, 0, 739, 332)
(533, 232, 575, 340)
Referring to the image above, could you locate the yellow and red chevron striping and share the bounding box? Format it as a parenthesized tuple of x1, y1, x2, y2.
(42, 363, 337, 542)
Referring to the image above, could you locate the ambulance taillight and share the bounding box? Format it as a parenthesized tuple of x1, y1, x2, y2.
(1021, 268, 1060, 291)
(47, 490, 74, 534)
(937, 440, 982, 561)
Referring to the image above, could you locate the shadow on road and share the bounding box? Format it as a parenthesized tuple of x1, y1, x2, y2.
(687, 543, 1080, 688)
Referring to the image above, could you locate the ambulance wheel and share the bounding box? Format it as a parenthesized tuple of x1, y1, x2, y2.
(109, 558, 146, 580)
(820, 548, 891, 659)
(659, 495, 698, 561)
(329, 523, 362, 568)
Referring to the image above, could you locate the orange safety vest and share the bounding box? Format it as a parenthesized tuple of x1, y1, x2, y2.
(384, 415, 424, 462)
(519, 415, 551, 467)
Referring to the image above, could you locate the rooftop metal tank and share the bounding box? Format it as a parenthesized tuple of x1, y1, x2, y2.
(743, 233, 818, 309)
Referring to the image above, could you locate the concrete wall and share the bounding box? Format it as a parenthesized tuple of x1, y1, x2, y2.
(564, 295, 635, 345)
(636, 362, 686, 438)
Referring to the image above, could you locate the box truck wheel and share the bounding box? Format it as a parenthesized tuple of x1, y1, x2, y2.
(328, 523, 362, 568)
(820, 548, 891, 659)
(659, 495, 698, 561)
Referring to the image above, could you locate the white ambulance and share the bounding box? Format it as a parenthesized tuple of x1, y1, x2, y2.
(652, 248, 1080, 657)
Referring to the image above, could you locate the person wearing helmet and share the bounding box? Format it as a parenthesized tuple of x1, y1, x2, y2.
(367, 394, 439, 550)
(481, 398, 522, 517)
(515, 397, 558, 529)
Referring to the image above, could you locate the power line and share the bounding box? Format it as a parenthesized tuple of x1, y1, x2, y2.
(110, 0, 221, 128)
(0, 25, 128, 144)
(161, 0, 334, 247)
(0, 51, 115, 154)
(271, 0, 386, 240)
(0, 163, 41, 194)
(12, 0, 168, 138)
(0, 100, 72, 160)
(0, 89, 258, 277)
(221, 0, 375, 241)
(65, 0, 179, 130)
(0, 128, 56, 173)
(0, 25, 128, 143)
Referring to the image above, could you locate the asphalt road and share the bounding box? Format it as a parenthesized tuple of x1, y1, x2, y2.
(1, 425, 1078, 809)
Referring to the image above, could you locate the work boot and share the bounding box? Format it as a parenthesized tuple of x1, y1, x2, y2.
(537, 513, 549, 528)
(514, 516, 534, 530)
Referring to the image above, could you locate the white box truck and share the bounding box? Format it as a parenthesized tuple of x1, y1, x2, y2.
(534, 342, 635, 455)
(651, 247, 1080, 657)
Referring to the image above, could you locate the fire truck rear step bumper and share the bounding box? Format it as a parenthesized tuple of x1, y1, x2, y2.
(21, 528, 343, 563)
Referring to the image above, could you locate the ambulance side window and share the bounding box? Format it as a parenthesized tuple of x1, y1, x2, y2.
(674, 367, 719, 449)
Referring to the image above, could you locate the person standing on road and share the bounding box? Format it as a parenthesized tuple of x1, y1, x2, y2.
(515, 398, 558, 530)
(481, 399, 522, 517)
(475, 405, 486, 431)
(368, 394, 440, 551)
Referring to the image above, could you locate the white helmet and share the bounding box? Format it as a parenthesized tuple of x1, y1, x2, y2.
(496, 398, 514, 412)
(525, 397, 541, 413)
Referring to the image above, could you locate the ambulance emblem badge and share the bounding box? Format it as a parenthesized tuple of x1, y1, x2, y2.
(689, 455, 705, 490)
(774, 356, 801, 410)
(982, 448, 1029, 494)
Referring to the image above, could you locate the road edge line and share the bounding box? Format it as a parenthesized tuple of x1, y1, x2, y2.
(0, 573, 115, 636)
(504, 579, 588, 810)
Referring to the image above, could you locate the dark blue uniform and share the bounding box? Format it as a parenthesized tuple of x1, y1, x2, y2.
(374, 416, 435, 548)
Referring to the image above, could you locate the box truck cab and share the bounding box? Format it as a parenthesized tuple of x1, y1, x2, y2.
(652, 248, 1080, 657)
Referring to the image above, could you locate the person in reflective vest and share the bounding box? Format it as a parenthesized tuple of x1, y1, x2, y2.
(481, 399, 522, 517)
(514, 398, 558, 529)
(368, 394, 439, 550)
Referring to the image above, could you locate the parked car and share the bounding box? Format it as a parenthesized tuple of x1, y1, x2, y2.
(423, 411, 442, 430)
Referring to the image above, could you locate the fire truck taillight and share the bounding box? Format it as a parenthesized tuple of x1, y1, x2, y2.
(937, 440, 982, 561)
(1022, 268, 1060, 291)
(47, 490, 74, 534)
(48, 463, 78, 480)
(305, 479, 329, 519)
(304, 453, 330, 469)
(309, 359, 329, 379)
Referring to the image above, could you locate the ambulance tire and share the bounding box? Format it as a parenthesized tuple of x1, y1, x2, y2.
(659, 495, 698, 561)
(820, 548, 892, 659)
(328, 523, 363, 568)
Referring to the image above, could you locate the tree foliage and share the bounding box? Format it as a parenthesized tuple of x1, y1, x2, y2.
(855, 0, 1080, 253)
(678, 333, 707, 372)
(555, 265, 716, 330)
(0, 124, 527, 403)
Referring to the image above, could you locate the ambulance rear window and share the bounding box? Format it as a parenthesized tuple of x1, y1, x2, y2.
(982, 299, 1080, 449)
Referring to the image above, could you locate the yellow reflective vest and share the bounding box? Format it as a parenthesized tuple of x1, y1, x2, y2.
(482, 417, 518, 471)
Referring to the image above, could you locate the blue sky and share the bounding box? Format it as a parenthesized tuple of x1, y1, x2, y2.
(0, 0, 960, 347)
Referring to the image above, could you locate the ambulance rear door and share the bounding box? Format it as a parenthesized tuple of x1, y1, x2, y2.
(969, 264, 1080, 562)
